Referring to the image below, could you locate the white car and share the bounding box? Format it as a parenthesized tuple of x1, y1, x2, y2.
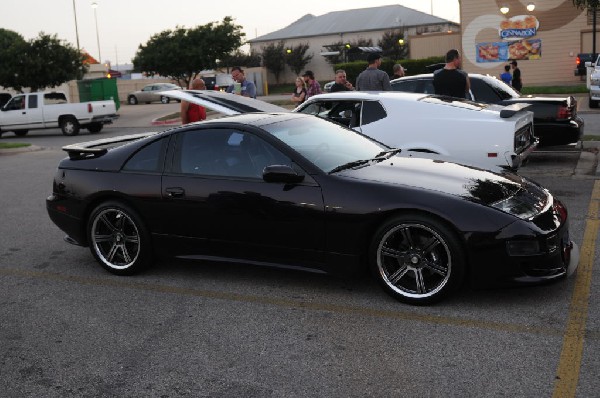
(587, 55, 600, 108)
(162, 90, 536, 170)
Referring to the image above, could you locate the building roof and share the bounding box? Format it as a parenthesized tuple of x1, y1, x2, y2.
(248, 4, 457, 43)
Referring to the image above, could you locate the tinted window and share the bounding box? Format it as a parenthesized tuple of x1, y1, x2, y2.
(362, 101, 387, 125)
(470, 78, 502, 103)
(123, 138, 168, 172)
(28, 95, 38, 109)
(175, 129, 290, 179)
(297, 100, 361, 128)
(391, 80, 419, 93)
(263, 117, 385, 173)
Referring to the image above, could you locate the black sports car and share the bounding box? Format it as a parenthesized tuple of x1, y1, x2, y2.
(391, 73, 584, 147)
(46, 113, 578, 304)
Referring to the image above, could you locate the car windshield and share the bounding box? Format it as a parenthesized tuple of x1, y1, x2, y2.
(261, 117, 387, 173)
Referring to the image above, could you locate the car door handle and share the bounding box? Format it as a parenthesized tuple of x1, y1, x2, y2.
(165, 187, 185, 198)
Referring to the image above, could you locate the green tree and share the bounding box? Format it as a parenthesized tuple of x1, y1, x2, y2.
(0, 29, 27, 91)
(378, 29, 408, 61)
(133, 17, 245, 88)
(222, 50, 261, 69)
(261, 41, 287, 83)
(322, 39, 374, 66)
(284, 43, 313, 76)
(0, 30, 84, 93)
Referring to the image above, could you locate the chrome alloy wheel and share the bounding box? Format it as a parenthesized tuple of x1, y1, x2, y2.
(91, 208, 141, 270)
(376, 223, 452, 300)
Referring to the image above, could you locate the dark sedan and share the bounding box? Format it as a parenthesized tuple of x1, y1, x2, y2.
(391, 74, 584, 147)
(46, 113, 578, 305)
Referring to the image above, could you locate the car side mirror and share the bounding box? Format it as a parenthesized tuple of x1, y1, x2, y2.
(263, 165, 305, 183)
(585, 61, 592, 67)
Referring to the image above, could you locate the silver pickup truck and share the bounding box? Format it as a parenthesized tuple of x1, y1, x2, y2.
(0, 91, 119, 137)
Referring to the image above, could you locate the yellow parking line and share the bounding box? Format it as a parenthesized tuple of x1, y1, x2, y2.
(552, 180, 599, 398)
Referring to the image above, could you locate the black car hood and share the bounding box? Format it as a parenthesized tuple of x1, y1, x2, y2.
(339, 156, 541, 206)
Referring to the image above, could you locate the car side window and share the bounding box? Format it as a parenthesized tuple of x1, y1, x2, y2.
(361, 101, 387, 125)
(175, 129, 291, 179)
(470, 78, 501, 103)
(122, 137, 169, 173)
(421, 80, 435, 94)
(391, 80, 418, 93)
(4, 95, 25, 111)
(28, 95, 38, 109)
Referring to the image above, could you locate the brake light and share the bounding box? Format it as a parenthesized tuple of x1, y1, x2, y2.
(557, 105, 571, 119)
(87, 103, 92, 113)
(214, 85, 220, 91)
(576, 56, 581, 66)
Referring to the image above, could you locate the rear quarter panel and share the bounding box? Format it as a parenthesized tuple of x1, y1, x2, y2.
(362, 99, 523, 169)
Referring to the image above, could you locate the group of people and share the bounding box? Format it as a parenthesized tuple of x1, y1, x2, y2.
(181, 66, 257, 124)
(183, 49, 525, 124)
(500, 60, 523, 91)
(291, 53, 408, 105)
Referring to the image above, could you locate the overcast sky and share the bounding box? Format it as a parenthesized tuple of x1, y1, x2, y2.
(0, 0, 459, 66)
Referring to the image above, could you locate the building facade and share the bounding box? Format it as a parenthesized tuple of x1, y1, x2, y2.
(248, 5, 459, 84)
(459, 0, 598, 86)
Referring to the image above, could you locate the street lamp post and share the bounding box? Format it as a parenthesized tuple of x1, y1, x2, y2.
(91, 2, 101, 62)
(72, 0, 80, 50)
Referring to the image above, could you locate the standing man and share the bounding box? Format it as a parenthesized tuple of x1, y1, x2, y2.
(390, 63, 406, 80)
(329, 69, 354, 92)
(510, 60, 522, 91)
(356, 53, 391, 91)
(180, 78, 206, 124)
(432, 49, 470, 99)
(226, 66, 257, 98)
(303, 70, 322, 99)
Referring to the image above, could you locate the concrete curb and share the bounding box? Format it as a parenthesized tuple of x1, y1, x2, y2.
(151, 117, 181, 126)
(0, 145, 43, 155)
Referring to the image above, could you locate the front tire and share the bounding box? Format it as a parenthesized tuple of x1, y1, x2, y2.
(369, 213, 465, 305)
(60, 116, 80, 136)
(87, 201, 153, 275)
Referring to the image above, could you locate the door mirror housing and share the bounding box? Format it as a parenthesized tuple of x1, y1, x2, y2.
(262, 165, 305, 183)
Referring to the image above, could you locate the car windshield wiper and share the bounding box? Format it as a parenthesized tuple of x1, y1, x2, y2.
(374, 148, 402, 159)
(329, 159, 372, 174)
(329, 149, 402, 174)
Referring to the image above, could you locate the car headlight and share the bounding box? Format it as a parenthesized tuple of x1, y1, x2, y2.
(492, 196, 540, 219)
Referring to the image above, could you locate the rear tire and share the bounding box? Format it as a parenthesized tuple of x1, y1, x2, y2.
(87, 123, 103, 133)
(87, 201, 153, 275)
(60, 116, 80, 136)
(128, 96, 138, 105)
(369, 213, 465, 305)
(160, 95, 170, 104)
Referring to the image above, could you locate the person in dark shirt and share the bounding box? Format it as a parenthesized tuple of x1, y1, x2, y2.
(433, 49, 470, 99)
(511, 60, 522, 91)
(329, 69, 354, 92)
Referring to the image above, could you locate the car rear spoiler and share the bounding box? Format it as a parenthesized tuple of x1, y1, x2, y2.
(499, 103, 531, 118)
(62, 132, 155, 160)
